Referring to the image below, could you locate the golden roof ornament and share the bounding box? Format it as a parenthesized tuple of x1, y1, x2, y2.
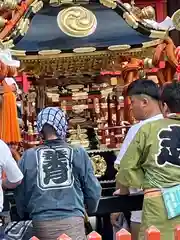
(57, 6, 97, 37)
(123, 1, 155, 21)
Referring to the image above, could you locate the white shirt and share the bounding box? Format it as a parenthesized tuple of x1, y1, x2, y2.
(0, 140, 23, 212)
(115, 114, 163, 223)
(5, 77, 21, 94)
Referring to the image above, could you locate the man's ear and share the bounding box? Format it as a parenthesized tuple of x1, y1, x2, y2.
(164, 103, 170, 116)
(160, 102, 170, 117)
(142, 97, 149, 106)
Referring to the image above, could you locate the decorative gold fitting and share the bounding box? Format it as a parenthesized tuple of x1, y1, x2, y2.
(123, 12, 138, 29)
(28, 123, 34, 135)
(0, 16, 6, 28)
(3, 0, 17, 9)
(0, 39, 14, 49)
(141, 6, 155, 20)
(17, 18, 30, 36)
(91, 155, 107, 177)
(139, 69, 146, 79)
(123, 3, 132, 11)
(50, 0, 73, 7)
(57, 6, 97, 37)
(99, 0, 117, 9)
(144, 58, 153, 68)
(31, 0, 44, 13)
(49, 0, 61, 7)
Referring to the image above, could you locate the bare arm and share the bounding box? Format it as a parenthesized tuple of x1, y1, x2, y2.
(2, 179, 22, 190)
(115, 182, 130, 195)
(1, 141, 23, 189)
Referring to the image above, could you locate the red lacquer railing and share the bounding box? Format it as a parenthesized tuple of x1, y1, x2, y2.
(30, 226, 180, 240)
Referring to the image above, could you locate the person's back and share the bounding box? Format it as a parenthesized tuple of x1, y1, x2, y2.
(16, 141, 101, 220)
(15, 107, 101, 240)
(138, 118, 180, 190)
(116, 81, 180, 240)
(125, 117, 180, 240)
(112, 79, 163, 240)
(0, 139, 23, 234)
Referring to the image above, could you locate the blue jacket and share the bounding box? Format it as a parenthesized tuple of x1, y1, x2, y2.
(15, 139, 101, 221)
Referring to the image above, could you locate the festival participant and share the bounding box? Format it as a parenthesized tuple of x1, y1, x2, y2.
(15, 107, 101, 240)
(111, 79, 163, 240)
(4, 77, 22, 121)
(0, 50, 23, 220)
(116, 81, 180, 240)
(0, 140, 23, 220)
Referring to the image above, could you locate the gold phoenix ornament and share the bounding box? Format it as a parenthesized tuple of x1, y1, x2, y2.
(91, 155, 107, 177)
(57, 6, 97, 37)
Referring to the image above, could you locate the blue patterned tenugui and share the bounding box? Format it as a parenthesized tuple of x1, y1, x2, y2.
(37, 107, 68, 139)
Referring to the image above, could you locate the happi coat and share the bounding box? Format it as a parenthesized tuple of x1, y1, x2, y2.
(116, 115, 180, 240)
(15, 139, 101, 221)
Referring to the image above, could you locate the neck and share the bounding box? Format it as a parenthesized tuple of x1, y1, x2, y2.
(146, 110, 162, 119)
(144, 104, 162, 120)
(45, 135, 58, 141)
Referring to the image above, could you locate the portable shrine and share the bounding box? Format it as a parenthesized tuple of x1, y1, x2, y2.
(1, 0, 180, 188)
(0, 0, 179, 178)
(1, 0, 180, 238)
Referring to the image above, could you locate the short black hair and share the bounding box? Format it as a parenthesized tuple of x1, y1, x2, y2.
(41, 123, 57, 139)
(126, 79, 160, 101)
(161, 81, 180, 113)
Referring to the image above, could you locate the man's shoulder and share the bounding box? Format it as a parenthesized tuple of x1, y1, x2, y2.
(140, 118, 167, 128)
(128, 122, 141, 131)
(0, 140, 10, 156)
(127, 122, 143, 136)
(0, 139, 9, 149)
(137, 118, 169, 135)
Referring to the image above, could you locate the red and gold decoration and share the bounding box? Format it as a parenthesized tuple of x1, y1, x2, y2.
(0, 50, 21, 144)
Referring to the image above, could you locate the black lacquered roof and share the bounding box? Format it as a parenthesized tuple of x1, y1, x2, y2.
(15, 5, 158, 52)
